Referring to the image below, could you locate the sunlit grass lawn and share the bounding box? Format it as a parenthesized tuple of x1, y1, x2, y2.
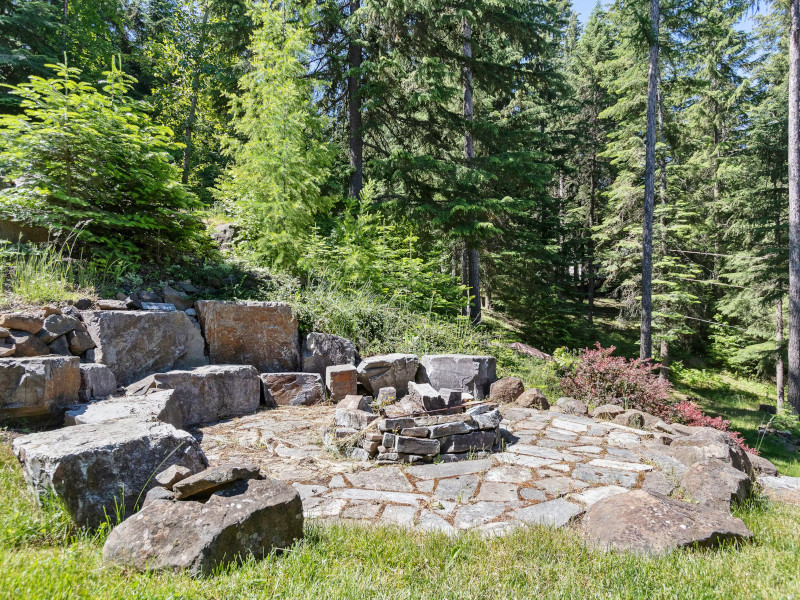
(2, 436, 800, 599)
(671, 366, 800, 477)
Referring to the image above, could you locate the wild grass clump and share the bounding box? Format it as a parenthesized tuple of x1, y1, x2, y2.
(0, 239, 129, 308)
(269, 276, 492, 357)
(0, 437, 73, 548)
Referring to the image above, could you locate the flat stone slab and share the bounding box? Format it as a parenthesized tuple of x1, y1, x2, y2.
(405, 459, 493, 480)
(453, 502, 506, 529)
(514, 499, 583, 527)
(434, 475, 479, 501)
(344, 467, 413, 492)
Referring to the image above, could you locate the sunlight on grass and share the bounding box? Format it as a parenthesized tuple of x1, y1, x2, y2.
(672, 365, 800, 477)
(2, 434, 800, 599)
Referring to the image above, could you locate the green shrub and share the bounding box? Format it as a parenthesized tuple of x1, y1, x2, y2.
(300, 186, 466, 315)
(0, 60, 203, 260)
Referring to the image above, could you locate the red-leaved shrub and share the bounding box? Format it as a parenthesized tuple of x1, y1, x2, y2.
(670, 400, 758, 454)
(559, 343, 757, 454)
(560, 343, 673, 418)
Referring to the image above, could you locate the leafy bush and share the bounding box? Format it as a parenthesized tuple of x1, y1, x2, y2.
(670, 400, 757, 454)
(300, 186, 466, 315)
(0, 60, 203, 259)
(559, 343, 672, 416)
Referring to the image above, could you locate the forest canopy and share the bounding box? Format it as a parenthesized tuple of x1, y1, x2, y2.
(0, 0, 798, 405)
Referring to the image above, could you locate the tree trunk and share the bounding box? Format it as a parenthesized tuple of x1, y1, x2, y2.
(659, 339, 670, 380)
(461, 241, 469, 317)
(468, 247, 481, 324)
(62, 0, 68, 55)
(778, 296, 785, 411)
(462, 16, 480, 323)
(181, 7, 209, 186)
(640, 0, 660, 360)
(348, 0, 363, 198)
(790, 0, 800, 413)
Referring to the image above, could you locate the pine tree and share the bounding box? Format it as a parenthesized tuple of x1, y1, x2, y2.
(214, 0, 335, 269)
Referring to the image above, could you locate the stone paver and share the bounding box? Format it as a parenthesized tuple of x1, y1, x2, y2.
(434, 475, 480, 502)
(345, 467, 413, 492)
(192, 403, 721, 536)
(453, 502, 506, 529)
(476, 482, 520, 502)
(514, 499, 583, 527)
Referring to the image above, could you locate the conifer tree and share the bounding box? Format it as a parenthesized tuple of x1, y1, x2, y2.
(214, 0, 335, 269)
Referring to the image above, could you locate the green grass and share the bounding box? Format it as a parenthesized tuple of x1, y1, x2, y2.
(671, 365, 800, 477)
(2, 437, 800, 598)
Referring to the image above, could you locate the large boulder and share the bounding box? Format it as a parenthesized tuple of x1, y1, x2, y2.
(64, 390, 183, 429)
(417, 354, 496, 400)
(195, 301, 300, 372)
(0, 356, 80, 419)
(78, 363, 117, 401)
(134, 365, 261, 426)
(302, 333, 357, 378)
(102, 478, 303, 575)
(582, 489, 752, 554)
(555, 397, 588, 416)
(357, 354, 419, 396)
(747, 452, 779, 477)
(515, 388, 549, 410)
(680, 459, 752, 511)
(82, 310, 206, 386)
(260, 372, 325, 407)
(666, 428, 752, 475)
(13, 418, 207, 528)
(758, 475, 800, 504)
(489, 377, 524, 404)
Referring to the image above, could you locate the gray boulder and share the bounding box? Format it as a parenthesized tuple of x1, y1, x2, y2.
(302, 332, 357, 378)
(64, 390, 183, 429)
(407, 381, 445, 412)
(590, 404, 626, 420)
(162, 285, 193, 311)
(758, 475, 800, 504)
(0, 356, 80, 419)
(102, 478, 303, 576)
(13, 418, 207, 528)
(260, 372, 325, 407)
(66, 322, 96, 355)
(47, 335, 71, 356)
(681, 459, 752, 511)
(417, 354, 496, 400)
(195, 300, 300, 372)
(155, 465, 193, 490)
(37, 314, 79, 343)
(666, 428, 752, 475)
(134, 365, 261, 427)
(582, 489, 753, 554)
(746, 452, 778, 477)
(357, 353, 419, 396)
(82, 310, 206, 386)
(556, 397, 588, 416)
(78, 363, 117, 401)
(515, 388, 549, 410)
